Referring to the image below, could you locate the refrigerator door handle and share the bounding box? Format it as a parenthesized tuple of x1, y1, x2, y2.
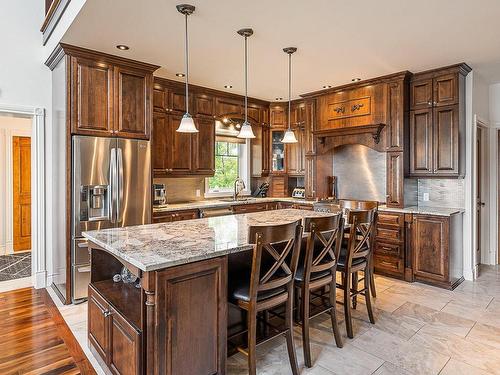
(117, 147, 124, 223)
(109, 147, 117, 223)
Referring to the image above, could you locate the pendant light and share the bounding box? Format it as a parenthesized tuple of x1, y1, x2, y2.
(281, 47, 298, 143)
(236, 28, 256, 139)
(176, 4, 198, 133)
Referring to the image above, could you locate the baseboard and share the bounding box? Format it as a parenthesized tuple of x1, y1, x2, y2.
(34, 270, 47, 289)
(464, 267, 474, 281)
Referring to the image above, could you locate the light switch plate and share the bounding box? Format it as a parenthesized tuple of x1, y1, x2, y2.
(423, 192, 429, 201)
(195, 189, 201, 197)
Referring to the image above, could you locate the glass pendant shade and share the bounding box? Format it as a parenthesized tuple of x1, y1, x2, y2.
(281, 128, 298, 143)
(176, 113, 198, 133)
(237, 121, 255, 138)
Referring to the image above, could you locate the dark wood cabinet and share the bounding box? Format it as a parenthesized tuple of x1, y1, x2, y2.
(152, 112, 168, 171)
(71, 57, 114, 136)
(195, 93, 214, 117)
(67, 47, 157, 139)
(88, 285, 142, 375)
(386, 152, 404, 207)
(286, 101, 306, 176)
(215, 97, 242, 118)
(251, 124, 270, 177)
(270, 104, 286, 128)
(155, 257, 227, 375)
(407, 64, 470, 177)
(152, 209, 200, 223)
(411, 213, 463, 289)
(232, 202, 277, 214)
(269, 175, 288, 197)
(374, 211, 406, 279)
(114, 66, 151, 139)
(193, 117, 215, 175)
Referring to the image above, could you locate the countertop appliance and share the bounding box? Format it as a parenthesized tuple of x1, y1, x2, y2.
(153, 183, 166, 205)
(70, 136, 151, 302)
(291, 187, 305, 199)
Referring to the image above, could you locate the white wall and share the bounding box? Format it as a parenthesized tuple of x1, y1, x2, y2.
(0, 116, 32, 255)
(489, 83, 500, 265)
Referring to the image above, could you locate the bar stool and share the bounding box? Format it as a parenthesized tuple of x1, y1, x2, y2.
(295, 214, 344, 368)
(337, 209, 377, 338)
(339, 199, 378, 298)
(228, 219, 303, 375)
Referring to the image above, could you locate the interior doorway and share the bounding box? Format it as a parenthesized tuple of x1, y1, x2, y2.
(0, 116, 32, 285)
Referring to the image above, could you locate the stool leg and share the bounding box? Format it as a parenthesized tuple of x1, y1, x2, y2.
(352, 272, 358, 309)
(294, 286, 301, 322)
(364, 267, 375, 324)
(301, 285, 312, 367)
(285, 288, 299, 375)
(370, 258, 377, 298)
(344, 271, 354, 338)
(247, 309, 258, 375)
(329, 274, 343, 348)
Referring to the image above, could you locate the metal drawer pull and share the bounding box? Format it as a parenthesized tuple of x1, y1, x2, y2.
(78, 266, 91, 273)
(77, 242, 89, 248)
(104, 311, 113, 318)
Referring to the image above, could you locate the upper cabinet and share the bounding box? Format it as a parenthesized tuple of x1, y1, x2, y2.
(408, 64, 470, 177)
(286, 101, 306, 176)
(57, 44, 159, 140)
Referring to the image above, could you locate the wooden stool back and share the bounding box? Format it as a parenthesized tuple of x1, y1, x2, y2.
(345, 209, 377, 266)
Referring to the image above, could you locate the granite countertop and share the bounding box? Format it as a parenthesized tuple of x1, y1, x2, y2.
(83, 209, 332, 272)
(153, 197, 312, 213)
(378, 205, 464, 216)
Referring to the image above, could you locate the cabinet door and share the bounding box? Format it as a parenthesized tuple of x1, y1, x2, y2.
(192, 117, 215, 175)
(262, 126, 270, 175)
(88, 286, 110, 363)
(115, 67, 151, 139)
(153, 85, 167, 112)
(433, 73, 458, 107)
(251, 125, 264, 177)
(270, 105, 286, 128)
(386, 152, 404, 207)
(413, 215, 449, 283)
(169, 87, 189, 115)
(72, 57, 114, 136)
(215, 97, 242, 118)
(409, 109, 433, 175)
(387, 81, 404, 151)
(155, 257, 227, 375)
(433, 105, 459, 175)
(167, 114, 193, 174)
(174, 209, 199, 221)
(108, 309, 141, 375)
(194, 94, 214, 117)
(286, 138, 300, 175)
(247, 105, 261, 124)
(152, 112, 168, 173)
(271, 130, 286, 173)
(410, 78, 433, 110)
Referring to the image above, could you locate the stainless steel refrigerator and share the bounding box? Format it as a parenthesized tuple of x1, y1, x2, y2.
(71, 136, 151, 302)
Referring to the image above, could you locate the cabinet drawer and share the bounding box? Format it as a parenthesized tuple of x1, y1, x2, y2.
(292, 203, 313, 211)
(376, 226, 403, 243)
(374, 254, 404, 276)
(232, 203, 269, 214)
(153, 209, 199, 223)
(374, 241, 403, 258)
(378, 212, 404, 227)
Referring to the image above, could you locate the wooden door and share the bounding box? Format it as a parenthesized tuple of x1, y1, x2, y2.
(192, 117, 215, 175)
(166, 114, 193, 174)
(152, 112, 168, 173)
(108, 309, 142, 375)
(71, 57, 114, 136)
(155, 257, 227, 375)
(433, 73, 458, 107)
(88, 286, 110, 363)
(433, 105, 459, 175)
(409, 109, 433, 175)
(410, 78, 433, 109)
(114, 66, 151, 139)
(412, 215, 449, 283)
(13, 137, 31, 251)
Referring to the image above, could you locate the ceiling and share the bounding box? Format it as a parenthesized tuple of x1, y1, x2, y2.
(62, 0, 500, 101)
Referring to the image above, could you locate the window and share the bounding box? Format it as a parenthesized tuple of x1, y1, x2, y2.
(206, 138, 250, 196)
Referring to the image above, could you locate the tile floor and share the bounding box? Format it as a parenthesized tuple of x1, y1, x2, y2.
(50, 266, 500, 375)
(0, 253, 31, 281)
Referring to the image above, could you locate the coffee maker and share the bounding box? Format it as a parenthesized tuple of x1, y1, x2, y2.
(153, 184, 167, 205)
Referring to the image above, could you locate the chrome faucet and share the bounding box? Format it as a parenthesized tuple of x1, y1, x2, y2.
(233, 178, 246, 201)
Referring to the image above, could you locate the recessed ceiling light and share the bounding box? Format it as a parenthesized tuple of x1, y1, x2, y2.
(176, 73, 185, 77)
(116, 45, 129, 50)
(352, 78, 361, 82)
(224, 85, 233, 89)
(323, 85, 332, 89)
(275, 97, 283, 101)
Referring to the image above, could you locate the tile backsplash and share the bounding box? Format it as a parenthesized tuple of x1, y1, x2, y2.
(154, 177, 205, 203)
(417, 179, 465, 208)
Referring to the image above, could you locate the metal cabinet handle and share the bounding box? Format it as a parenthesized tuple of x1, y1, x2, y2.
(427, 100, 432, 106)
(104, 311, 113, 318)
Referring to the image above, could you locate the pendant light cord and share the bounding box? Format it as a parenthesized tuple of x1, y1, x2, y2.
(184, 13, 189, 114)
(244, 35, 248, 124)
(287, 52, 291, 130)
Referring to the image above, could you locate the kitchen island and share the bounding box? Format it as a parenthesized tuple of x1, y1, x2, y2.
(83, 209, 332, 375)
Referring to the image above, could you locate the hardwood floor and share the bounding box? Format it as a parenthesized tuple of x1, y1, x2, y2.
(0, 287, 96, 375)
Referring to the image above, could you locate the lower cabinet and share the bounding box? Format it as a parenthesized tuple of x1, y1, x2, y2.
(88, 285, 142, 375)
(411, 213, 463, 289)
(232, 202, 277, 214)
(374, 211, 406, 279)
(152, 209, 200, 223)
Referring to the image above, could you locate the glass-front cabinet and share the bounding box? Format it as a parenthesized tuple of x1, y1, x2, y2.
(271, 130, 285, 172)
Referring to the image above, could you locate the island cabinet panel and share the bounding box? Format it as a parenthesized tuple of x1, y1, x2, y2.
(114, 66, 151, 139)
(71, 57, 114, 136)
(154, 257, 227, 375)
(88, 286, 110, 363)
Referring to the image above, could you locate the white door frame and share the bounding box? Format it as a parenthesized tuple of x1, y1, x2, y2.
(0, 104, 46, 289)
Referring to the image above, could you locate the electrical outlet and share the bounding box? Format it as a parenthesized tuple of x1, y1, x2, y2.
(422, 192, 429, 202)
(195, 189, 201, 197)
